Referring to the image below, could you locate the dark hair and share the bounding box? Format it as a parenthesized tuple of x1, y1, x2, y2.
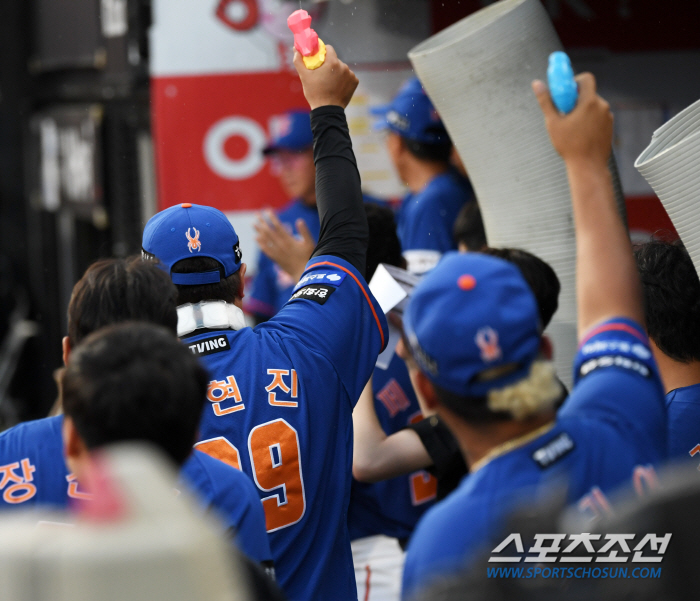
(635, 240, 700, 362)
(481, 247, 560, 330)
(62, 322, 208, 466)
(365, 202, 404, 279)
(454, 202, 487, 251)
(404, 137, 453, 164)
(67, 257, 178, 346)
(171, 256, 242, 306)
(434, 383, 512, 424)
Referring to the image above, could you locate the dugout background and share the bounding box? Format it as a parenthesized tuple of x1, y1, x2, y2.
(0, 0, 699, 424)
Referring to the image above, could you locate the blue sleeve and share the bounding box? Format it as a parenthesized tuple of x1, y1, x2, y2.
(400, 197, 455, 254)
(560, 318, 666, 460)
(246, 252, 278, 319)
(227, 470, 272, 564)
(666, 392, 700, 459)
(182, 452, 272, 564)
(0, 416, 69, 510)
(402, 495, 491, 600)
(268, 254, 388, 405)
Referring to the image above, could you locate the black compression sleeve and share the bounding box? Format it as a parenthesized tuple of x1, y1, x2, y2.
(408, 415, 468, 500)
(309, 105, 368, 277)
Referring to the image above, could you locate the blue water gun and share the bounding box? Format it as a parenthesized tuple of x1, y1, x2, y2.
(547, 51, 578, 114)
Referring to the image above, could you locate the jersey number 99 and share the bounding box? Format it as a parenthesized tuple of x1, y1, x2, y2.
(195, 419, 306, 532)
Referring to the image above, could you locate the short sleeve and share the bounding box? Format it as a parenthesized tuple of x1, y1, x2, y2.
(268, 254, 388, 404)
(666, 390, 700, 459)
(400, 197, 454, 254)
(560, 318, 666, 458)
(401, 493, 491, 600)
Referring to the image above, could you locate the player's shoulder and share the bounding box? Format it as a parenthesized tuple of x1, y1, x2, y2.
(666, 383, 700, 407)
(423, 170, 472, 200)
(277, 198, 314, 222)
(186, 450, 257, 495)
(273, 254, 373, 312)
(572, 317, 662, 389)
(0, 415, 63, 449)
(404, 482, 491, 593)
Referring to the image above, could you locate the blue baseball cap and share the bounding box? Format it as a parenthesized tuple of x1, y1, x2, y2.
(372, 77, 450, 145)
(404, 252, 541, 398)
(263, 110, 313, 155)
(142, 203, 242, 286)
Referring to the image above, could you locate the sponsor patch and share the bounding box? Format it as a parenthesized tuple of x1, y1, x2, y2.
(579, 355, 651, 379)
(188, 335, 231, 357)
(580, 339, 651, 360)
(295, 269, 347, 290)
(289, 284, 336, 305)
(532, 432, 575, 469)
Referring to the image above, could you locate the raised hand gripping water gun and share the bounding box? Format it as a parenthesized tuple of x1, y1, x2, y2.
(547, 51, 578, 114)
(287, 9, 326, 70)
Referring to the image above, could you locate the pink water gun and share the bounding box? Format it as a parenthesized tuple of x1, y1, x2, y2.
(287, 9, 326, 70)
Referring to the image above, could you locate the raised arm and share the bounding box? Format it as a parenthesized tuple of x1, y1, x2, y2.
(533, 74, 644, 337)
(352, 376, 433, 483)
(293, 48, 368, 277)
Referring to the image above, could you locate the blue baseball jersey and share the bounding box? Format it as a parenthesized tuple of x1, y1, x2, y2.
(402, 318, 666, 599)
(180, 450, 271, 564)
(397, 171, 473, 274)
(188, 254, 387, 601)
(0, 416, 271, 564)
(0, 415, 71, 509)
(246, 199, 321, 319)
(348, 353, 436, 542)
(665, 383, 700, 460)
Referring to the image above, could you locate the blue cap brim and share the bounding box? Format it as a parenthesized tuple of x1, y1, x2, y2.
(369, 104, 392, 133)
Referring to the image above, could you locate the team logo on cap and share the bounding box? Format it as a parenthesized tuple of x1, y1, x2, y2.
(270, 115, 291, 141)
(386, 110, 409, 132)
(475, 327, 502, 363)
(186, 227, 201, 253)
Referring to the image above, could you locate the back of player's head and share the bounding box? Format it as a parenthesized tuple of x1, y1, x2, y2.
(67, 256, 178, 346)
(170, 256, 243, 306)
(62, 322, 208, 466)
(481, 247, 560, 330)
(635, 239, 700, 363)
(365, 202, 404, 280)
(142, 203, 244, 306)
(404, 252, 561, 424)
(454, 201, 487, 252)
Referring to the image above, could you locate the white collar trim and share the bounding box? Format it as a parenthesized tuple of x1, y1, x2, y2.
(177, 301, 247, 337)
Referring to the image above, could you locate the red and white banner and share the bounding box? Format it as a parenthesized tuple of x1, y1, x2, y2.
(150, 0, 332, 270)
(152, 71, 306, 212)
(150, 0, 430, 273)
(150, 0, 311, 213)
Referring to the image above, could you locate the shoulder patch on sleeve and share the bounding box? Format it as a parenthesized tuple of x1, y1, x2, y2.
(532, 432, 575, 469)
(187, 335, 231, 357)
(295, 269, 347, 290)
(579, 355, 651, 379)
(289, 284, 336, 305)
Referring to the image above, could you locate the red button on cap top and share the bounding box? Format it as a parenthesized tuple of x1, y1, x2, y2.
(181, 203, 192, 208)
(458, 274, 477, 290)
